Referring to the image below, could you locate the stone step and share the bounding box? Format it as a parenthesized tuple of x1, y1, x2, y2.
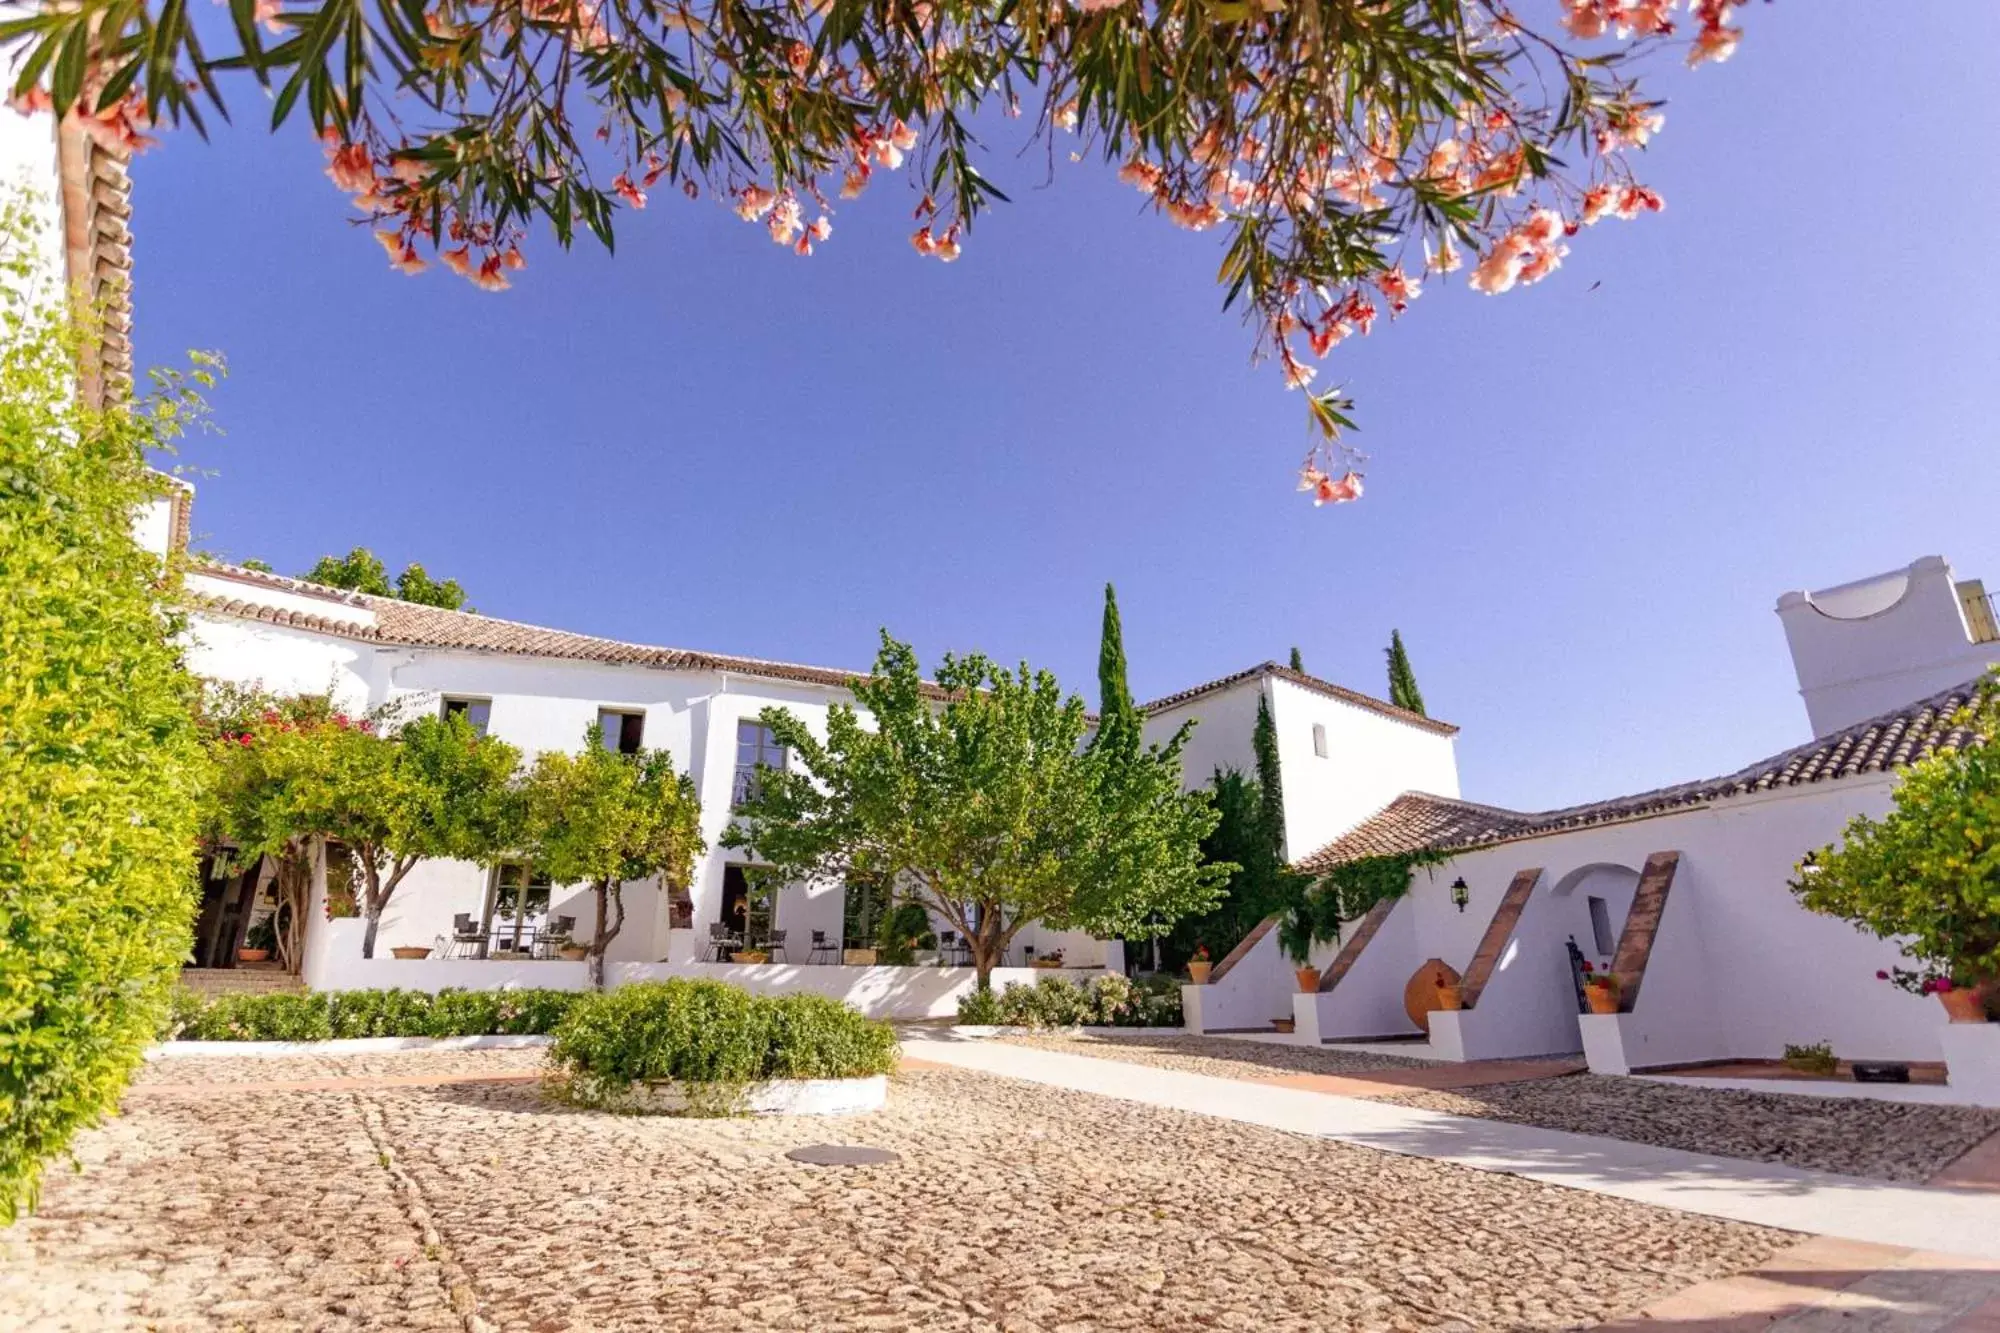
(178, 967, 306, 997)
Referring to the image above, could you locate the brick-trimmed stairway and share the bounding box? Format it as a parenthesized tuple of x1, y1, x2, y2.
(179, 967, 305, 997)
(1609, 851, 1681, 1012)
(1316, 896, 1398, 993)
(1457, 867, 1543, 1009)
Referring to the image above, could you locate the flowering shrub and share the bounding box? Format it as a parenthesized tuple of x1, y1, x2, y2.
(547, 980, 896, 1113)
(0, 192, 211, 1222)
(955, 973, 1182, 1028)
(4, 0, 1747, 493)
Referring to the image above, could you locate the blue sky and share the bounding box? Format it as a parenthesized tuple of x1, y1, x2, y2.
(134, 3, 2000, 813)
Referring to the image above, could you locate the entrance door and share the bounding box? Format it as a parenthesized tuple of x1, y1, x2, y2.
(191, 856, 261, 968)
(720, 865, 776, 948)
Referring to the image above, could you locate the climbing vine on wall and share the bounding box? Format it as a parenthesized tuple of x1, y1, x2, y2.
(1320, 848, 1452, 924)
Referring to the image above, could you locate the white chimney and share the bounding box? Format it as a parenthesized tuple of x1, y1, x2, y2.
(1776, 556, 2000, 738)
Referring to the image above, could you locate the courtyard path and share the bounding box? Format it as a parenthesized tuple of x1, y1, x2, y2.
(902, 1032, 2000, 1262)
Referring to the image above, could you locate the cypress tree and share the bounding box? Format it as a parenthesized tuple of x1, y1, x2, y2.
(1096, 583, 1136, 747)
(1386, 630, 1426, 716)
(1251, 690, 1285, 862)
(1288, 646, 1305, 673)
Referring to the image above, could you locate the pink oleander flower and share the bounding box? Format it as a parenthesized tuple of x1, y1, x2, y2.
(1118, 160, 1163, 194)
(374, 230, 426, 274)
(1314, 470, 1364, 506)
(1282, 352, 1315, 390)
(1054, 99, 1079, 132)
(441, 245, 473, 277)
(255, 0, 284, 33)
(1426, 233, 1463, 274)
(323, 137, 374, 193)
(734, 186, 777, 221)
(1375, 267, 1421, 311)
(613, 173, 646, 209)
(766, 191, 803, 245)
(473, 253, 511, 291)
(911, 226, 938, 256)
(1689, 19, 1741, 67)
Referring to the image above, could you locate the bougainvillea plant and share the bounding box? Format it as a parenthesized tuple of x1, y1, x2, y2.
(3, 0, 1748, 497)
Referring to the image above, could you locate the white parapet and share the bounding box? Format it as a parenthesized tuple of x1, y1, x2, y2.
(1940, 1022, 2000, 1108)
(1579, 1013, 1633, 1075)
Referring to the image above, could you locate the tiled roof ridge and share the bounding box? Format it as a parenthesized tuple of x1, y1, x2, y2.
(191, 560, 927, 695)
(1137, 660, 1459, 737)
(1295, 677, 1989, 869)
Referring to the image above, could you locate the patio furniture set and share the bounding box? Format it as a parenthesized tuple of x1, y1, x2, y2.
(441, 913, 581, 960)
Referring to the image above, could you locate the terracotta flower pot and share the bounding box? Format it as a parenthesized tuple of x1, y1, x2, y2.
(1188, 960, 1213, 985)
(390, 946, 432, 960)
(731, 951, 769, 964)
(1295, 966, 1322, 995)
(1272, 1017, 1296, 1034)
(1436, 982, 1464, 1012)
(558, 945, 588, 961)
(236, 947, 270, 964)
(1939, 983, 1996, 1024)
(1585, 984, 1620, 1016)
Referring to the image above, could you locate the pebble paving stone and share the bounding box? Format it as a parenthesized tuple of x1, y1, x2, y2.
(1384, 1075, 2000, 1183)
(0, 1053, 1789, 1331)
(996, 1031, 1438, 1080)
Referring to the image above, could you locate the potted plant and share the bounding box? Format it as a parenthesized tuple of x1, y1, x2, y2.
(237, 914, 277, 964)
(390, 944, 432, 960)
(1276, 887, 1342, 994)
(1033, 949, 1065, 970)
(1580, 961, 1619, 1015)
(558, 942, 589, 961)
(1877, 968, 1997, 1024)
(730, 949, 770, 964)
(1187, 944, 1212, 985)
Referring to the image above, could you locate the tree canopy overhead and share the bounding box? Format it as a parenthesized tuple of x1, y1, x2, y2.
(302, 546, 470, 610)
(5, 0, 1747, 497)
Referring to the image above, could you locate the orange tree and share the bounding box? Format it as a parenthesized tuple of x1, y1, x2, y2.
(4, 0, 1748, 493)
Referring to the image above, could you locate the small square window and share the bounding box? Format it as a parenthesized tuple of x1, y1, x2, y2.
(597, 708, 645, 755)
(442, 697, 492, 736)
(1588, 895, 1618, 957)
(1311, 722, 1328, 758)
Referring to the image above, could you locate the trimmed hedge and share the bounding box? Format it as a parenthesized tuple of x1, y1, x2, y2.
(1, 210, 210, 1222)
(547, 979, 896, 1112)
(163, 987, 582, 1042)
(955, 973, 1183, 1028)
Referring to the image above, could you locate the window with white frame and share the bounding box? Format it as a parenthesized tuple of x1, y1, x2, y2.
(441, 696, 492, 736)
(597, 708, 646, 755)
(1311, 722, 1328, 758)
(732, 720, 787, 807)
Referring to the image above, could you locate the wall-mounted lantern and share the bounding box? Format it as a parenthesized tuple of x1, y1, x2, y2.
(1450, 877, 1471, 913)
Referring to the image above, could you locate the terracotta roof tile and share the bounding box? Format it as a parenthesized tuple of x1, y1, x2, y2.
(189, 563, 942, 696)
(1138, 661, 1458, 736)
(1295, 678, 1988, 870)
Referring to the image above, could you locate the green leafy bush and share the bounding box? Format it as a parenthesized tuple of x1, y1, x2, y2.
(873, 902, 936, 966)
(955, 973, 1183, 1028)
(162, 987, 581, 1041)
(1782, 1041, 1838, 1076)
(547, 979, 896, 1113)
(0, 195, 212, 1222)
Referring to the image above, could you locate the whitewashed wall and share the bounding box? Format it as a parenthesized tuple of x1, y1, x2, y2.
(1293, 774, 1950, 1067)
(0, 72, 62, 293)
(1268, 676, 1460, 861)
(1144, 676, 1263, 793)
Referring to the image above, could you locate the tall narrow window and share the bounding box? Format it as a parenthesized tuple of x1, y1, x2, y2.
(733, 720, 787, 807)
(1311, 722, 1329, 758)
(597, 708, 646, 755)
(441, 696, 492, 736)
(1588, 895, 1617, 958)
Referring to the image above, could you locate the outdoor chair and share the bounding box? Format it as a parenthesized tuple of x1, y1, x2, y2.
(538, 916, 576, 958)
(707, 922, 741, 963)
(448, 913, 487, 959)
(806, 930, 838, 965)
(765, 929, 788, 962)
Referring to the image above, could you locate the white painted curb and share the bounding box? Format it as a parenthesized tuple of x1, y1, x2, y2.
(147, 1034, 556, 1059)
(946, 1025, 1188, 1039)
(627, 1074, 889, 1116)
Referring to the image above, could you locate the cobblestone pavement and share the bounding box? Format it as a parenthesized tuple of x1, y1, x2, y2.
(996, 1032, 1438, 1079)
(1383, 1076, 2000, 1183)
(0, 1055, 1789, 1332)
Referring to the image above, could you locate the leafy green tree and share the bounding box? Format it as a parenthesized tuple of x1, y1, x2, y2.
(1289, 647, 1305, 673)
(726, 634, 1225, 989)
(4, 0, 1749, 475)
(303, 546, 470, 610)
(521, 726, 705, 988)
(210, 702, 523, 958)
(0, 192, 210, 1220)
(1386, 630, 1426, 716)
(1164, 767, 1303, 971)
(1793, 680, 2000, 1004)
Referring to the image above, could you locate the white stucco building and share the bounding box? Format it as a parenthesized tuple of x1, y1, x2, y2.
(1187, 555, 1998, 1101)
(175, 548, 1460, 1015)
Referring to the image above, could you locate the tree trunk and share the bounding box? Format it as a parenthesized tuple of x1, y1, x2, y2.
(361, 908, 381, 960)
(359, 856, 385, 959)
(586, 879, 624, 990)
